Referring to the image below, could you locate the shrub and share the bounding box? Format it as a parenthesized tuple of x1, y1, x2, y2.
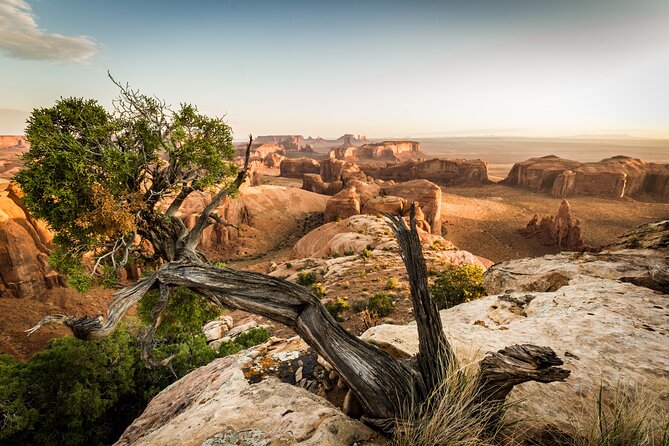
(285, 262, 293, 269)
(0, 290, 269, 446)
(296, 271, 318, 286)
(309, 282, 327, 298)
(326, 297, 350, 321)
(385, 277, 399, 290)
(430, 265, 486, 310)
(351, 298, 368, 313)
(367, 292, 395, 317)
(360, 248, 372, 259)
(217, 328, 270, 357)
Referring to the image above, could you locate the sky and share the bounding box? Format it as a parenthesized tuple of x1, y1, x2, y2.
(1, 0, 668, 139)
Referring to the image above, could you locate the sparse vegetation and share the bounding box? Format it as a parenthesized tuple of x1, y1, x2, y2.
(360, 248, 372, 259)
(367, 292, 395, 317)
(392, 358, 507, 446)
(309, 282, 327, 298)
(0, 290, 268, 446)
(325, 297, 350, 321)
(296, 271, 318, 286)
(572, 385, 669, 446)
(430, 265, 486, 310)
(386, 276, 400, 290)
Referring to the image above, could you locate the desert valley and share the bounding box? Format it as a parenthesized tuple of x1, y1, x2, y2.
(1, 130, 668, 445)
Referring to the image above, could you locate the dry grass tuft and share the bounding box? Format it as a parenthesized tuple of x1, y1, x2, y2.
(392, 357, 510, 446)
(571, 384, 669, 446)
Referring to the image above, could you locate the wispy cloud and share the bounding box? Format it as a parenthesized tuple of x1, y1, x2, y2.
(0, 0, 97, 62)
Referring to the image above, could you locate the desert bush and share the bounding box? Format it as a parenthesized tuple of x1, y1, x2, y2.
(430, 265, 486, 310)
(325, 297, 350, 321)
(309, 282, 327, 298)
(367, 292, 395, 317)
(360, 248, 372, 259)
(296, 271, 318, 286)
(385, 277, 400, 290)
(351, 298, 368, 313)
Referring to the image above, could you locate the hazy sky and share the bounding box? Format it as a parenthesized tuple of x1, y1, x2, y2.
(1, 0, 668, 138)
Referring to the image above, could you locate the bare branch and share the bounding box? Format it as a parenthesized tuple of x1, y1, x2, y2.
(384, 205, 453, 396)
(184, 134, 252, 251)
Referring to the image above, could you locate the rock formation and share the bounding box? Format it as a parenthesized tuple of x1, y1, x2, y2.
(382, 179, 442, 235)
(255, 135, 305, 151)
(115, 353, 385, 446)
(503, 155, 669, 201)
(279, 157, 321, 178)
(521, 200, 595, 252)
(362, 224, 669, 434)
(0, 180, 62, 298)
(359, 158, 490, 186)
(323, 187, 361, 222)
(282, 214, 485, 274)
(177, 185, 328, 258)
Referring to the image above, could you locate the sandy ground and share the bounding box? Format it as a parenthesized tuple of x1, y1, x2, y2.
(441, 184, 669, 263)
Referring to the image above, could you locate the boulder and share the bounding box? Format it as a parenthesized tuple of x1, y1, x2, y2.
(324, 187, 360, 223)
(279, 157, 320, 178)
(115, 355, 385, 446)
(362, 243, 669, 429)
(521, 200, 595, 252)
(382, 179, 443, 235)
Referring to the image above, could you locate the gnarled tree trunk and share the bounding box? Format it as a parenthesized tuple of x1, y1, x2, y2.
(28, 206, 569, 433)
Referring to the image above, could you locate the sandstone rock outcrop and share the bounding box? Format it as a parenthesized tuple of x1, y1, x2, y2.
(323, 187, 360, 223)
(382, 179, 442, 235)
(360, 158, 490, 186)
(279, 157, 321, 178)
(503, 155, 669, 201)
(255, 134, 305, 151)
(0, 181, 62, 298)
(362, 233, 669, 431)
(280, 214, 485, 276)
(521, 200, 595, 252)
(115, 354, 385, 446)
(177, 185, 328, 258)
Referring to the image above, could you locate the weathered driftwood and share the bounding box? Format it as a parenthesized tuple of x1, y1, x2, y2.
(27, 143, 570, 433)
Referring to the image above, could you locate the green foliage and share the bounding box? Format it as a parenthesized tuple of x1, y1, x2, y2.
(325, 297, 350, 322)
(296, 271, 318, 287)
(351, 298, 368, 313)
(285, 262, 293, 269)
(66, 270, 93, 293)
(360, 248, 372, 259)
(0, 316, 269, 446)
(367, 292, 395, 317)
(138, 286, 222, 340)
(0, 327, 141, 446)
(14, 84, 237, 279)
(430, 265, 486, 310)
(309, 283, 327, 298)
(216, 328, 270, 357)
